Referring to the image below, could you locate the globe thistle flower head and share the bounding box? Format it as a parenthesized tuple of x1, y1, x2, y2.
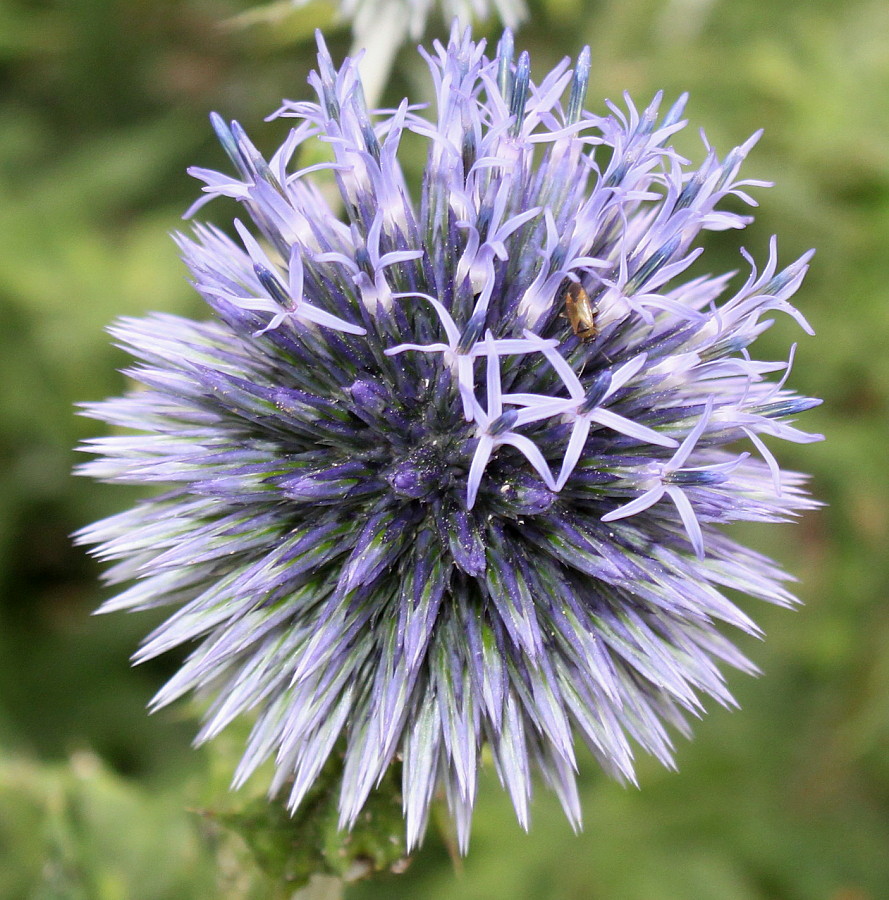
(78, 26, 821, 853)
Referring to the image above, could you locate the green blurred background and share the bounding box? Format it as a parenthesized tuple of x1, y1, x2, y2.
(1, 0, 887, 896)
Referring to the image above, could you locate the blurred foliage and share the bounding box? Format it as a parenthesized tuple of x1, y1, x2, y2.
(0, 752, 220, 899)
(1, 0, 887, 896)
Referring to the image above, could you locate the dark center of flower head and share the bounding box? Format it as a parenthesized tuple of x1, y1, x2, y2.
(343, 353, 558, 540)
(349, 370, 466, 502)
(385, 440, 453, 500)
(347, 372, 463, 497)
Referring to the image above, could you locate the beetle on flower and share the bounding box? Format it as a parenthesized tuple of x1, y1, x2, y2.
(77, 26, 821, 853)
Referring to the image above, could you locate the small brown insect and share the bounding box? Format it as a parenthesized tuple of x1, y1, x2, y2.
(562, 281, 598, 342)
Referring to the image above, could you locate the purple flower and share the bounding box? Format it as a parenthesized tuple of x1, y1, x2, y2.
(77, 27, 821, 852)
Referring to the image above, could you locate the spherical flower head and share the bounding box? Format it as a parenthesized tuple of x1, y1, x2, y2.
(78, 26, 822, 853)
